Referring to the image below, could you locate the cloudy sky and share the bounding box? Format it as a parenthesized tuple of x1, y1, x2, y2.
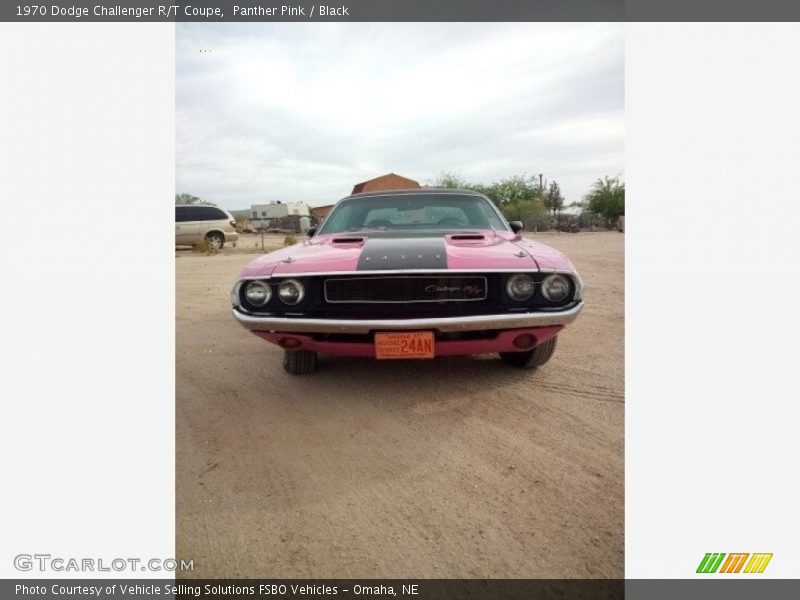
(176, 23, 623, 210)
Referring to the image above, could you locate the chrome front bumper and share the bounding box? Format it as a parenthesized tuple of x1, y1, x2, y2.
(232, 302, 583, 334)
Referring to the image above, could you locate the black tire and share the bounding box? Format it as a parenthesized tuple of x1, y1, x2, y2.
(205, 232, 225, 250)
(500, 335, 558, 369)
(283, 349, 318, 375)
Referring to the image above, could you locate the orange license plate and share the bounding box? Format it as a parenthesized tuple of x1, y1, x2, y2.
(375, 331, 435, 360)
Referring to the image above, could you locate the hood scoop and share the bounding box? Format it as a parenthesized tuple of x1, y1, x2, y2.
(447, 233, 488, 245)
(331, 236, 366, 245)
(450, 234, 485, 241)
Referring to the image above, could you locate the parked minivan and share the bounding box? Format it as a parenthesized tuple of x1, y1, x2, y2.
(175, 204, 239, 249)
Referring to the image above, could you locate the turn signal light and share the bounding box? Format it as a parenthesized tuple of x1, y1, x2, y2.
(278, 337, 302, 349)
(513, 334, 536, 349)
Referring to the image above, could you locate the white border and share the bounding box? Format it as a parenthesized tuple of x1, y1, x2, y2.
(626, 23, 800, 578)
(0, 23, 175, 578)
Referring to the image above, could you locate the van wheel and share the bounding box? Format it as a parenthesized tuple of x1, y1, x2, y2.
(500, 335, 558, 369)
(283, 350, 318, 375)
(206, 232, 224, 250)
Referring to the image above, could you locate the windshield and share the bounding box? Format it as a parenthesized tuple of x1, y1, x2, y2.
(317, 193, 509, 235)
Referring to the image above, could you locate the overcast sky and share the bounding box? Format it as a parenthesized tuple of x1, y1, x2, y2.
(176, 23, 623, 210)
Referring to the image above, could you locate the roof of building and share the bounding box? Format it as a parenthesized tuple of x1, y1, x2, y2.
(351, 172, 420, 194)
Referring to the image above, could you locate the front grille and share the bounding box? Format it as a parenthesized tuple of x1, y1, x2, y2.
(324, 276, 488, 303)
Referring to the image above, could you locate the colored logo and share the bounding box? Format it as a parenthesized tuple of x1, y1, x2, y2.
(697, 553, 773, 574)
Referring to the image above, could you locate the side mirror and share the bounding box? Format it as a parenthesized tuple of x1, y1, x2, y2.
(509, 221, 524, 234)
(306, 226, 317, 237)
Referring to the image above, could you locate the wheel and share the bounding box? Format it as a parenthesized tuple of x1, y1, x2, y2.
(205, 232, 224, 250)
(283, 349, 318, 375)
(500, 335, 558, 369)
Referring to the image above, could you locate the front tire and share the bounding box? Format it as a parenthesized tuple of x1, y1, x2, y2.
(206, 232, 224, 250)
(500, 335, 558, 369)
(283, 349, 318, 375)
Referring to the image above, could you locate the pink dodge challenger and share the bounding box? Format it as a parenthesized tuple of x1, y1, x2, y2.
(232, 189, 583, 375)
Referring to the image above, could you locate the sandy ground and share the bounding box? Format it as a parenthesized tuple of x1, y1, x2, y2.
(175, 231, 297, 255)
(176, 232, 624, 578)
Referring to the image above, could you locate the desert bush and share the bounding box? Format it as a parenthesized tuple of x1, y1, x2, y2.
(192, 238, 218, 255)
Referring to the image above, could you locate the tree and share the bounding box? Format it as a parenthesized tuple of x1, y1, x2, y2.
(585, 176, 625, 227)
(487, 175, 536, 205)
(430, 171, 551, 228)
(175, 193, 202, 205)
(432, 171, 472, 189)
(489, 176, 548, 226)
(543, 181, 564, 224)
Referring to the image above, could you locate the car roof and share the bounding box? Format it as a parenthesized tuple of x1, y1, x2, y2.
(340, 188, 486, 201)
(176, 203, 224, 208)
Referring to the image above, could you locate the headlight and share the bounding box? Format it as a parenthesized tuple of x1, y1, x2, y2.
(244, 280, 271, 306)
(541, 274, 571, 302)
(278, 279, 305, 305)
(506, 274, 536, 301)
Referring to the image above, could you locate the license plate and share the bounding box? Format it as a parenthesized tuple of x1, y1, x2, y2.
(375, 331, 435, 360)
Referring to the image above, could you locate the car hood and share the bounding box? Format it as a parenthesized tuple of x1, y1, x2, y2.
(513, 237, 578, 272)
(238, 231, 577, 277)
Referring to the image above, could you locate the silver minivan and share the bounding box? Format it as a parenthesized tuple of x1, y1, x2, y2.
(175, 204, 239, 249)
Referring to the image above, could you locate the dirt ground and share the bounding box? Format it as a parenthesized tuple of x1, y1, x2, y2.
(176, 232, 624, 578)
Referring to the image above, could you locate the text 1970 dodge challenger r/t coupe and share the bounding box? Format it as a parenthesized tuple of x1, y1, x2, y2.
(232, 189, 583, 375)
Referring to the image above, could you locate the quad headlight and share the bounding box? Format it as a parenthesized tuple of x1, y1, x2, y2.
(278, 279, 305, 305)
(243, 280, 271, 306)
(541, 274, 571, 302)
(506, 274, 536, 301)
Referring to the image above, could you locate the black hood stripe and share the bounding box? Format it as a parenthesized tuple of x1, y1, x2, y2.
(357, 237, 448, 271)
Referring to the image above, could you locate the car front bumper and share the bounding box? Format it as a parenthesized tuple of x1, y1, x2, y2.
(251, 326, 563, 357)
(232, 302, 583, 335)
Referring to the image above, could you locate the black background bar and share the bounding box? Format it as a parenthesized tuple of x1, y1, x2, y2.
(5, 0, 800, 23)
(6, 580, 800, 600)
